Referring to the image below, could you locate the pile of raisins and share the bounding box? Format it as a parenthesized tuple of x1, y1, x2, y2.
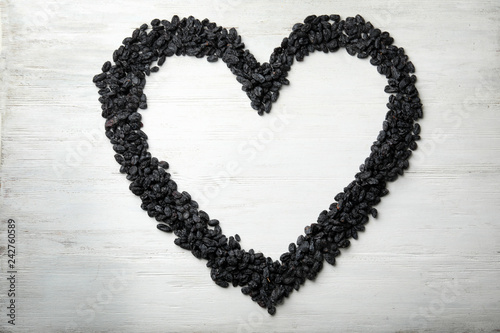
(93, 14, 422, 315)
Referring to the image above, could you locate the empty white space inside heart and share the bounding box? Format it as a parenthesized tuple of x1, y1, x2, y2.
(142, 48, 388, 256)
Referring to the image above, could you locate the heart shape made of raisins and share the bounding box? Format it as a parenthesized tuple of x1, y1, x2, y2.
(93, 14, 422, 315)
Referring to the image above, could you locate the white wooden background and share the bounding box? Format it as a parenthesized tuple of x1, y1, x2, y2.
(1, 0, 499, 332)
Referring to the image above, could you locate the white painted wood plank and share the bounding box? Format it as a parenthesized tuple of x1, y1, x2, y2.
(1, 0, 499, 332)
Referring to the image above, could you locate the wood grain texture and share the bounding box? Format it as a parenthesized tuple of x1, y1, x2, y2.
(1, 0, 499, 332)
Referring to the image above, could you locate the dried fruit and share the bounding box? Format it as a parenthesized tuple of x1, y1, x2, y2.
(93, 14, 422, 315)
